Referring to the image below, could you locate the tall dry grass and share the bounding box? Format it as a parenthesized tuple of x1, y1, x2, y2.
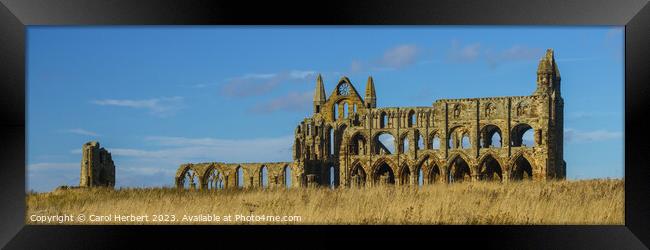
(26, 179, 623, 225)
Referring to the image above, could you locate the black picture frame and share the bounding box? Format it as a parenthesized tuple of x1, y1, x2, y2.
(0, 0, 648, 248)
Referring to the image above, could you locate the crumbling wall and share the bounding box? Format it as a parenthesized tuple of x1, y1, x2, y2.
(79, 141, 115, 188)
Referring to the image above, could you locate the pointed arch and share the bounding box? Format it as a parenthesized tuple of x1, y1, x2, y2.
(408, 110, 416, 127)
(480, 124, 503, 148)
(372, 158, 396, 185)
(447, 154, 472, 183)
(350, 162, 367, 188)
(510, 154, 534, 181)
(477, 154, 503, 181)
(511, 123, 534, 147)
(398, 163, 411, 185)
(283, 165, 292, 188)
(259, 165, 269, 188)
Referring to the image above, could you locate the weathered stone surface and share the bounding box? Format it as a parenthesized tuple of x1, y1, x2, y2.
(79, 141, 115, 188)
(177, 49, 565, 190)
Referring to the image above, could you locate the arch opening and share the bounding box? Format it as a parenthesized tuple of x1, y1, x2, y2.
(206, 168, 225, 190)
(511, 124, 534, 147)
(478, 156, 503, 181)
(511, 156, 533, 181)
(180, 168, 198, 190)
(399, 165, 410, 185)
(236, 166, 244, 189)
(408, 110, 415, 127)
(428, 164, 441, 184)
(373, 161, 395, 185)
(350, 164, 366, 188)
(481, 125, 502, 148)
(283, 165, 292, 188)
(343, 102, 349, 119)
(260, 165, 269, 188)
(375, 132, 395, 155)
(448, 156, 471, 183)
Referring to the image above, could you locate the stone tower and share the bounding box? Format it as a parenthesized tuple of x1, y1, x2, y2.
(79, 141, 116, 188)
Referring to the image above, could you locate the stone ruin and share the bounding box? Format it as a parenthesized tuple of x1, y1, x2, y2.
(79, 141, 115, 188)
(176, 49, 566, 190)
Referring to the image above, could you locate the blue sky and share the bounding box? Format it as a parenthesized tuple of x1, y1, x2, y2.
(27, 26, 624, 192)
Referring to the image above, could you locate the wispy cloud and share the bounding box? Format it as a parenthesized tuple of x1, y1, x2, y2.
(485, 45, 542, 68)
(219, 70, 317, 98)
(350, 44, 424, 73)
(377, 44, 420, 69)
(29, 162, 79, 171)
(70, 135, 294, 163)
(564, 128, 622, 143)
(448, 40, 481, 63)
(61, 128, 100, 137)
(567, 111, 620, 121)
(92, 96, 184, 117)
(249, 91, 312, 113)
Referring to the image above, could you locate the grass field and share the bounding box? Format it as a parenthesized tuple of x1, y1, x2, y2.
(26, 179, 623, 225)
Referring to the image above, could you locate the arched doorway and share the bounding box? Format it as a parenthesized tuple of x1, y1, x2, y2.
(373, 161, 395, 185)
(428, 164, 441, 184)
(511, 156, 533, 181)
(350, 164, 366, 188)
(478, 155, 503, 181)
(448, 156, 471, 183)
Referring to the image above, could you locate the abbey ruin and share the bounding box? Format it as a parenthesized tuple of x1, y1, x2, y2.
(79, 141, 116, 187)
(176, 49, 566, 190)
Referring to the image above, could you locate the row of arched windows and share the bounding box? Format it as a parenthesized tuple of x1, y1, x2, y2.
(180, 165, 292, 190)
(347, 124, 535, 156)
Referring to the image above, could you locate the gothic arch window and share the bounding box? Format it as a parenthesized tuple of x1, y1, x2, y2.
(416, 133, 425, 150)
(511, 123, 534, 147)
(375, 132, 395, 154)
(380, 112, 388, 128)
(259, 165, 269, 188)
(283, 166, 292, 188)
(480, 125, 502, 148)
(333, 104, 339, 120)
(343, 102, 349, 118)
(236, 166, 245, 189)
(401, 135, 410, 153)
(408, 110, 416, 127)
(206, 168, 225, 190)
(431, 134, 441, 150)
(461, 133, 471, 149)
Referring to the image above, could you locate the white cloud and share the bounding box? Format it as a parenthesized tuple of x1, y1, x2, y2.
(70, 135, 294, 163)
(378, 44, 420, 68)
(28, 162, 79, 170)
(61, 128, 100, 137)
(249, 91, 312, 113)
(564, 128, 622, 143)
(448, 40, 481, 63)
(92, 96, 184, 117)
(220, 70, 317, 97)
(345, 44, 424, 74)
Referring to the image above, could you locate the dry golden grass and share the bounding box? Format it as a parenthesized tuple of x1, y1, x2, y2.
(26, 179, 623, 225)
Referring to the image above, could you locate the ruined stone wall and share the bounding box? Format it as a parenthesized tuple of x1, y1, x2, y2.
(175, 162, 296, 190)
(79, 141, 115, 187)
(177, 49, 564, 189)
